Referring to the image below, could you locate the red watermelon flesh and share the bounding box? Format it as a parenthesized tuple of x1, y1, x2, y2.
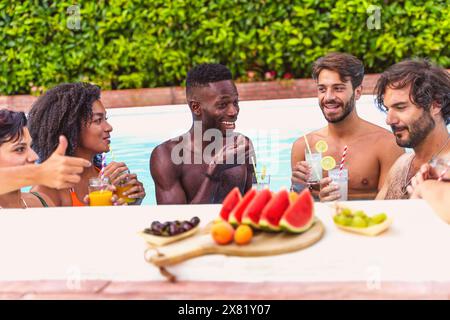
(259, 189, 290, 231)
(242, 188, 272, 228)
(280, 189, 314, 233)
(219, 187, 242, 221)
(229, 188, 257, 226)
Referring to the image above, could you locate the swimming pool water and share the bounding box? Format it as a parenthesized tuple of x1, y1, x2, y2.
(106, 96, 392, 205)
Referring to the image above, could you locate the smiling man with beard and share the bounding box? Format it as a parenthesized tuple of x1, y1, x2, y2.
(150, 63, 255, 204)
(291, 53, 404, 201)
(375, 59, 450, 200)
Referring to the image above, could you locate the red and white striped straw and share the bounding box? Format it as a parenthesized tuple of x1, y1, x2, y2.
(339, 145, 348, 174)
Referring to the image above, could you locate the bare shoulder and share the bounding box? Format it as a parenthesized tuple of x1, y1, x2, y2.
(30, 185, 62, 207)
(23, 191, 55, 207)
(151, 139, 179, 160)
(390, 153, 413, 171)
(361, 120, 390, 138)
(239, 133, 254, 145)
(150, 138, 182, 184)
(292, 128, 326, 150)
(361, 121, 402, 148)
(21, 192, 43, 208)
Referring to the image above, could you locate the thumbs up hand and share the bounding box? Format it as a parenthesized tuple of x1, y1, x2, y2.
(36, 136, 91, 189)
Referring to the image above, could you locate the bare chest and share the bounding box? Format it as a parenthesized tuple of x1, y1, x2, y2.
(181, 164, 248, 203)
(321, 144, 381, 192)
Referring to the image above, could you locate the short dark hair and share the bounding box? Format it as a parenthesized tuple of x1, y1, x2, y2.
(28, 82, 101, 162)
(186, 63, 233, 99)
(0, 109, 27, 147)
(375, 59, 450, 125)
(312, 52, 365, 89)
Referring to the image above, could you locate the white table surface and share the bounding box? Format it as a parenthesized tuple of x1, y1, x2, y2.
(0, 200, 448, 283)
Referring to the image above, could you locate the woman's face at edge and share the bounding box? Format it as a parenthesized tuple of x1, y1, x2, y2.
(0, 127, 38, 168)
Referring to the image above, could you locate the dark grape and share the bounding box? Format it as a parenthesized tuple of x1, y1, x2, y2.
(162, 221, 171, 231)
(190, 216, 200, 226)
(181, 221, 193, 232)
(151, 221, 163, 233)
(169, 223, 179, 236)
(148, 217, 200, 237)
(151, 221, 161, 229)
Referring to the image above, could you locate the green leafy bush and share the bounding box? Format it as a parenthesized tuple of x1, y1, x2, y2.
(1, 0, 449, 95)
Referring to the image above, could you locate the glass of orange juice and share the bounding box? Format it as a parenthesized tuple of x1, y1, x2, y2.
(88, 177, 113, 206)
(115, 170, 136, 204)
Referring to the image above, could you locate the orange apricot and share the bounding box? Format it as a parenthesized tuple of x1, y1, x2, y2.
(234, 224, 253, 245)
(211, 221, 234, 245)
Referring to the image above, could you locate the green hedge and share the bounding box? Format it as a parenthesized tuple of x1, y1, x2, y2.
(1, 0, 449, 95)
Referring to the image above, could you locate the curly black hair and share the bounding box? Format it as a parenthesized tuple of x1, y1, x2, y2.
(186, 63, 233, 100)
(375, 59, 450, 125)
(28, 82, 101, 162)
(0, 109, 27, 146)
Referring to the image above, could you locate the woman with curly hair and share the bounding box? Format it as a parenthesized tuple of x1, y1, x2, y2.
(28, 83, 146, 206)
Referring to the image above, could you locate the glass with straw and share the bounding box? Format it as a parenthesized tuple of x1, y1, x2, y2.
(328, 146, 349, 201)
(108, 145, 136, 203)
(251, 157, 270, 190)
(304, 135, 322, 186)
(88, 177, 113, 206)
(116, 169, 136, 203)
(89, 154, 113, 206)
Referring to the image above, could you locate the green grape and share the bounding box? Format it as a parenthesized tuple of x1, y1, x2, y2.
(342, 216, 353, 226)
(334, 215, 352, 226)
(351, 216, 368, 228)
(371, 213, 387, 224)
(354, 210, 367, 219)
(368, 218, 376, 227)
(341, 207, 353, 217)
(333, 214, 341, 224)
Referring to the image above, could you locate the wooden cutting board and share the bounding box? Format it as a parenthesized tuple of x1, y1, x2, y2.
(146, 219, 325, 267)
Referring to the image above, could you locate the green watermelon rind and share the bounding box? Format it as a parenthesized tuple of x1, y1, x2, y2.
(258, 189, 290, 232)
(280, 217, 315, 234)
(241, 217, 260, 229)
(259, 218, 282, 232)
(279, 189, 315, 233)
(228, 215, 239, 227)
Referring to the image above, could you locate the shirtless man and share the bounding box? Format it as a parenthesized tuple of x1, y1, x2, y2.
(150, 63, 254, 204)
(291, 53, 404, 201)
(375, 59, 450, 200)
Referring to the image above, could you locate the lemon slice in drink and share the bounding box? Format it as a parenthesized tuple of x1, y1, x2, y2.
(321, 156, 336, 171)
(315, 140, 328, 153)
(261, 166, 267, 180)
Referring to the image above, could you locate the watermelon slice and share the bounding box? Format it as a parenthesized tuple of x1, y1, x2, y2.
(259, 189, 290, 231)
(219, 187, 242, 221)
(280, 189, 315, 233)
(241, 188, 272, 228)
(229, 188, 257, 226)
